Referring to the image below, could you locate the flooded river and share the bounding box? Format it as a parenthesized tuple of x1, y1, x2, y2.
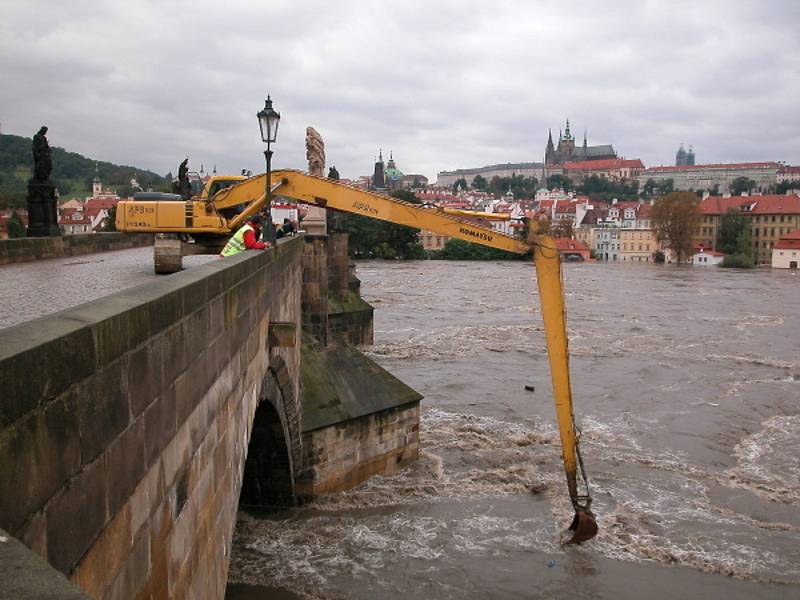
(228, 261, 800, 599)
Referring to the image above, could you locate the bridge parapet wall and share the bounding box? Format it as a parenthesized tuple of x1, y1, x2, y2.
(0, 232, 154, 265)
(0, 237, 304, 599)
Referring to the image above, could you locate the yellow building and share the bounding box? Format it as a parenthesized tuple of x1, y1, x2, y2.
(620, 228, 660, 262)
(419, 230, 450, 251)
(574, 227, 595, 252)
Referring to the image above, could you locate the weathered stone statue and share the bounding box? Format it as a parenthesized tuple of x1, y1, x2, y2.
(32, 126, 53, 183)
(304, 127, 327, 235)
(26, 126, 60, 236)
(327, 166, 340, 181)
(305, 128, 326, 177)
(178, 158, 191, 199)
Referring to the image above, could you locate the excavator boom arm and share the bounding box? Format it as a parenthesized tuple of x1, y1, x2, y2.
(211, 170, 530, 254)
(117, 168, 597, 541)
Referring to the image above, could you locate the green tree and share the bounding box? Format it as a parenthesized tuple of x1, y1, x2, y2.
(338, 189, 425, 259)
(720, 228, 755, 268)
(656, 178, 674, 195)
(100, 205, 117, 232)
(452, 177, 468, 194)
(716, 208, 748, 255)
(651, 191, 701, 263)
(436, 238, 523, 261)
(6, 211, 26, 238)
(773, 180, 797, 195)
(486, 174, 537, 197)
(576, 175, 639, 202)
(736, 227, 753, 257)
(471, 174, 487, 190)
(643, 178, 658, 197)
(730, 177, 756, 196)
(390, 189, 422, 204)
(546, 174, 574, 192)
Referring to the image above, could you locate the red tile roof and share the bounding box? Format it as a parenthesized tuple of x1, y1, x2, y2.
(699, 196, 750, 215)
(700, 194, 800, 215)
(85, 198, 119, 210)
(775, 229, 800, 250)
(744, 195, 800, 214)
(561, 158, 645, 171)
(645, 162, 780, 173)
(554, 238, 590, 252)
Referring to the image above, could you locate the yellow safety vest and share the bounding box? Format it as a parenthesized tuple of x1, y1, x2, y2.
(220, 223, 255, 257)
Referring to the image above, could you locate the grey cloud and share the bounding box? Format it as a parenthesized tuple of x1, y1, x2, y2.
(0, 0, 797, 182)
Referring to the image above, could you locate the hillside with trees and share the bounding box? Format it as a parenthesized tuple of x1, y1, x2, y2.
(0, 133, 169, 208)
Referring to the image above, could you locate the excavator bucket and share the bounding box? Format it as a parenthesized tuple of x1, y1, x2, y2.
(565, 508, 598, 545)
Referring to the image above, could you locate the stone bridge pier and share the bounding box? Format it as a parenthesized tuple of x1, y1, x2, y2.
(0, 234, 421, 599)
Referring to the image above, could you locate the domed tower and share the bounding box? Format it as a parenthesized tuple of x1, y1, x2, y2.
(687, 145, 695, 166)
(676, 144, 687, 166)
(384, 151, 404, 190)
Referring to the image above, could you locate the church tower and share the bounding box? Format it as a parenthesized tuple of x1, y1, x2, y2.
(92, 163, 102, 197)
(559, 118, 575, 161)
(372, 149, 386, 189)
(545, 129, 556, 166)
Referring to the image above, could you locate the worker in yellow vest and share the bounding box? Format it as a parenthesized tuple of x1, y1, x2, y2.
(220, 215, 271, 257)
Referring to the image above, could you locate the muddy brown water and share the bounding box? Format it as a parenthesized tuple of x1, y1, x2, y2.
(228, 260, 799, 600)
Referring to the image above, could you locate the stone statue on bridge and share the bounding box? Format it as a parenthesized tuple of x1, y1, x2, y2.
(26, 126, 60, 236)
(32, 126, 52, 183)
(303, 127, 327, 235)
(305, 127, 326, 177)
(177, 158, 191, 199)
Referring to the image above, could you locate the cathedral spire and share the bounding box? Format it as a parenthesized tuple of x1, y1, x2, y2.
(564, 118, 573, 141)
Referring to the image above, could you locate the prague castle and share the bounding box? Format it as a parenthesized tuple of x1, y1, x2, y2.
(544, 119, 617, 166)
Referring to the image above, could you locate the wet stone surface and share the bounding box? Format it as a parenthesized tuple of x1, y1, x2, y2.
(0, 247, 217, 330)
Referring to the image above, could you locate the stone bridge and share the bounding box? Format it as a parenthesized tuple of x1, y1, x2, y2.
(0, 234, 421, 599)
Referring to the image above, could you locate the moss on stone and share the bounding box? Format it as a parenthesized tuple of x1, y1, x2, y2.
(327, 290, 372, 316)
(300, 335, 421, 432)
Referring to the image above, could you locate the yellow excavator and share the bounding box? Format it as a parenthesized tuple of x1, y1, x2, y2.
(116, 170, 598, 544)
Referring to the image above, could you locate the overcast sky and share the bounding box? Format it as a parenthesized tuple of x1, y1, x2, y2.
(1, 0, 798, 183)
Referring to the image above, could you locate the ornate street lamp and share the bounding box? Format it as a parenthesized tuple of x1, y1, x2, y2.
(257, 95, 281, 243)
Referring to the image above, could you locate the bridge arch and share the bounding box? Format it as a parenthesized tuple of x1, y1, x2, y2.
(240, 354, 301, 507)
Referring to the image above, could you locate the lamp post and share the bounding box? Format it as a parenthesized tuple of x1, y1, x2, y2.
(257, 95, 281, 243)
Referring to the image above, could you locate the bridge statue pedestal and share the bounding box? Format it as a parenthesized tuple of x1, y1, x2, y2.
(26, 182, 61, 237)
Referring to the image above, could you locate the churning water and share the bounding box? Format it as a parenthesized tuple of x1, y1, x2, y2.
(228, 261, 800, 599)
